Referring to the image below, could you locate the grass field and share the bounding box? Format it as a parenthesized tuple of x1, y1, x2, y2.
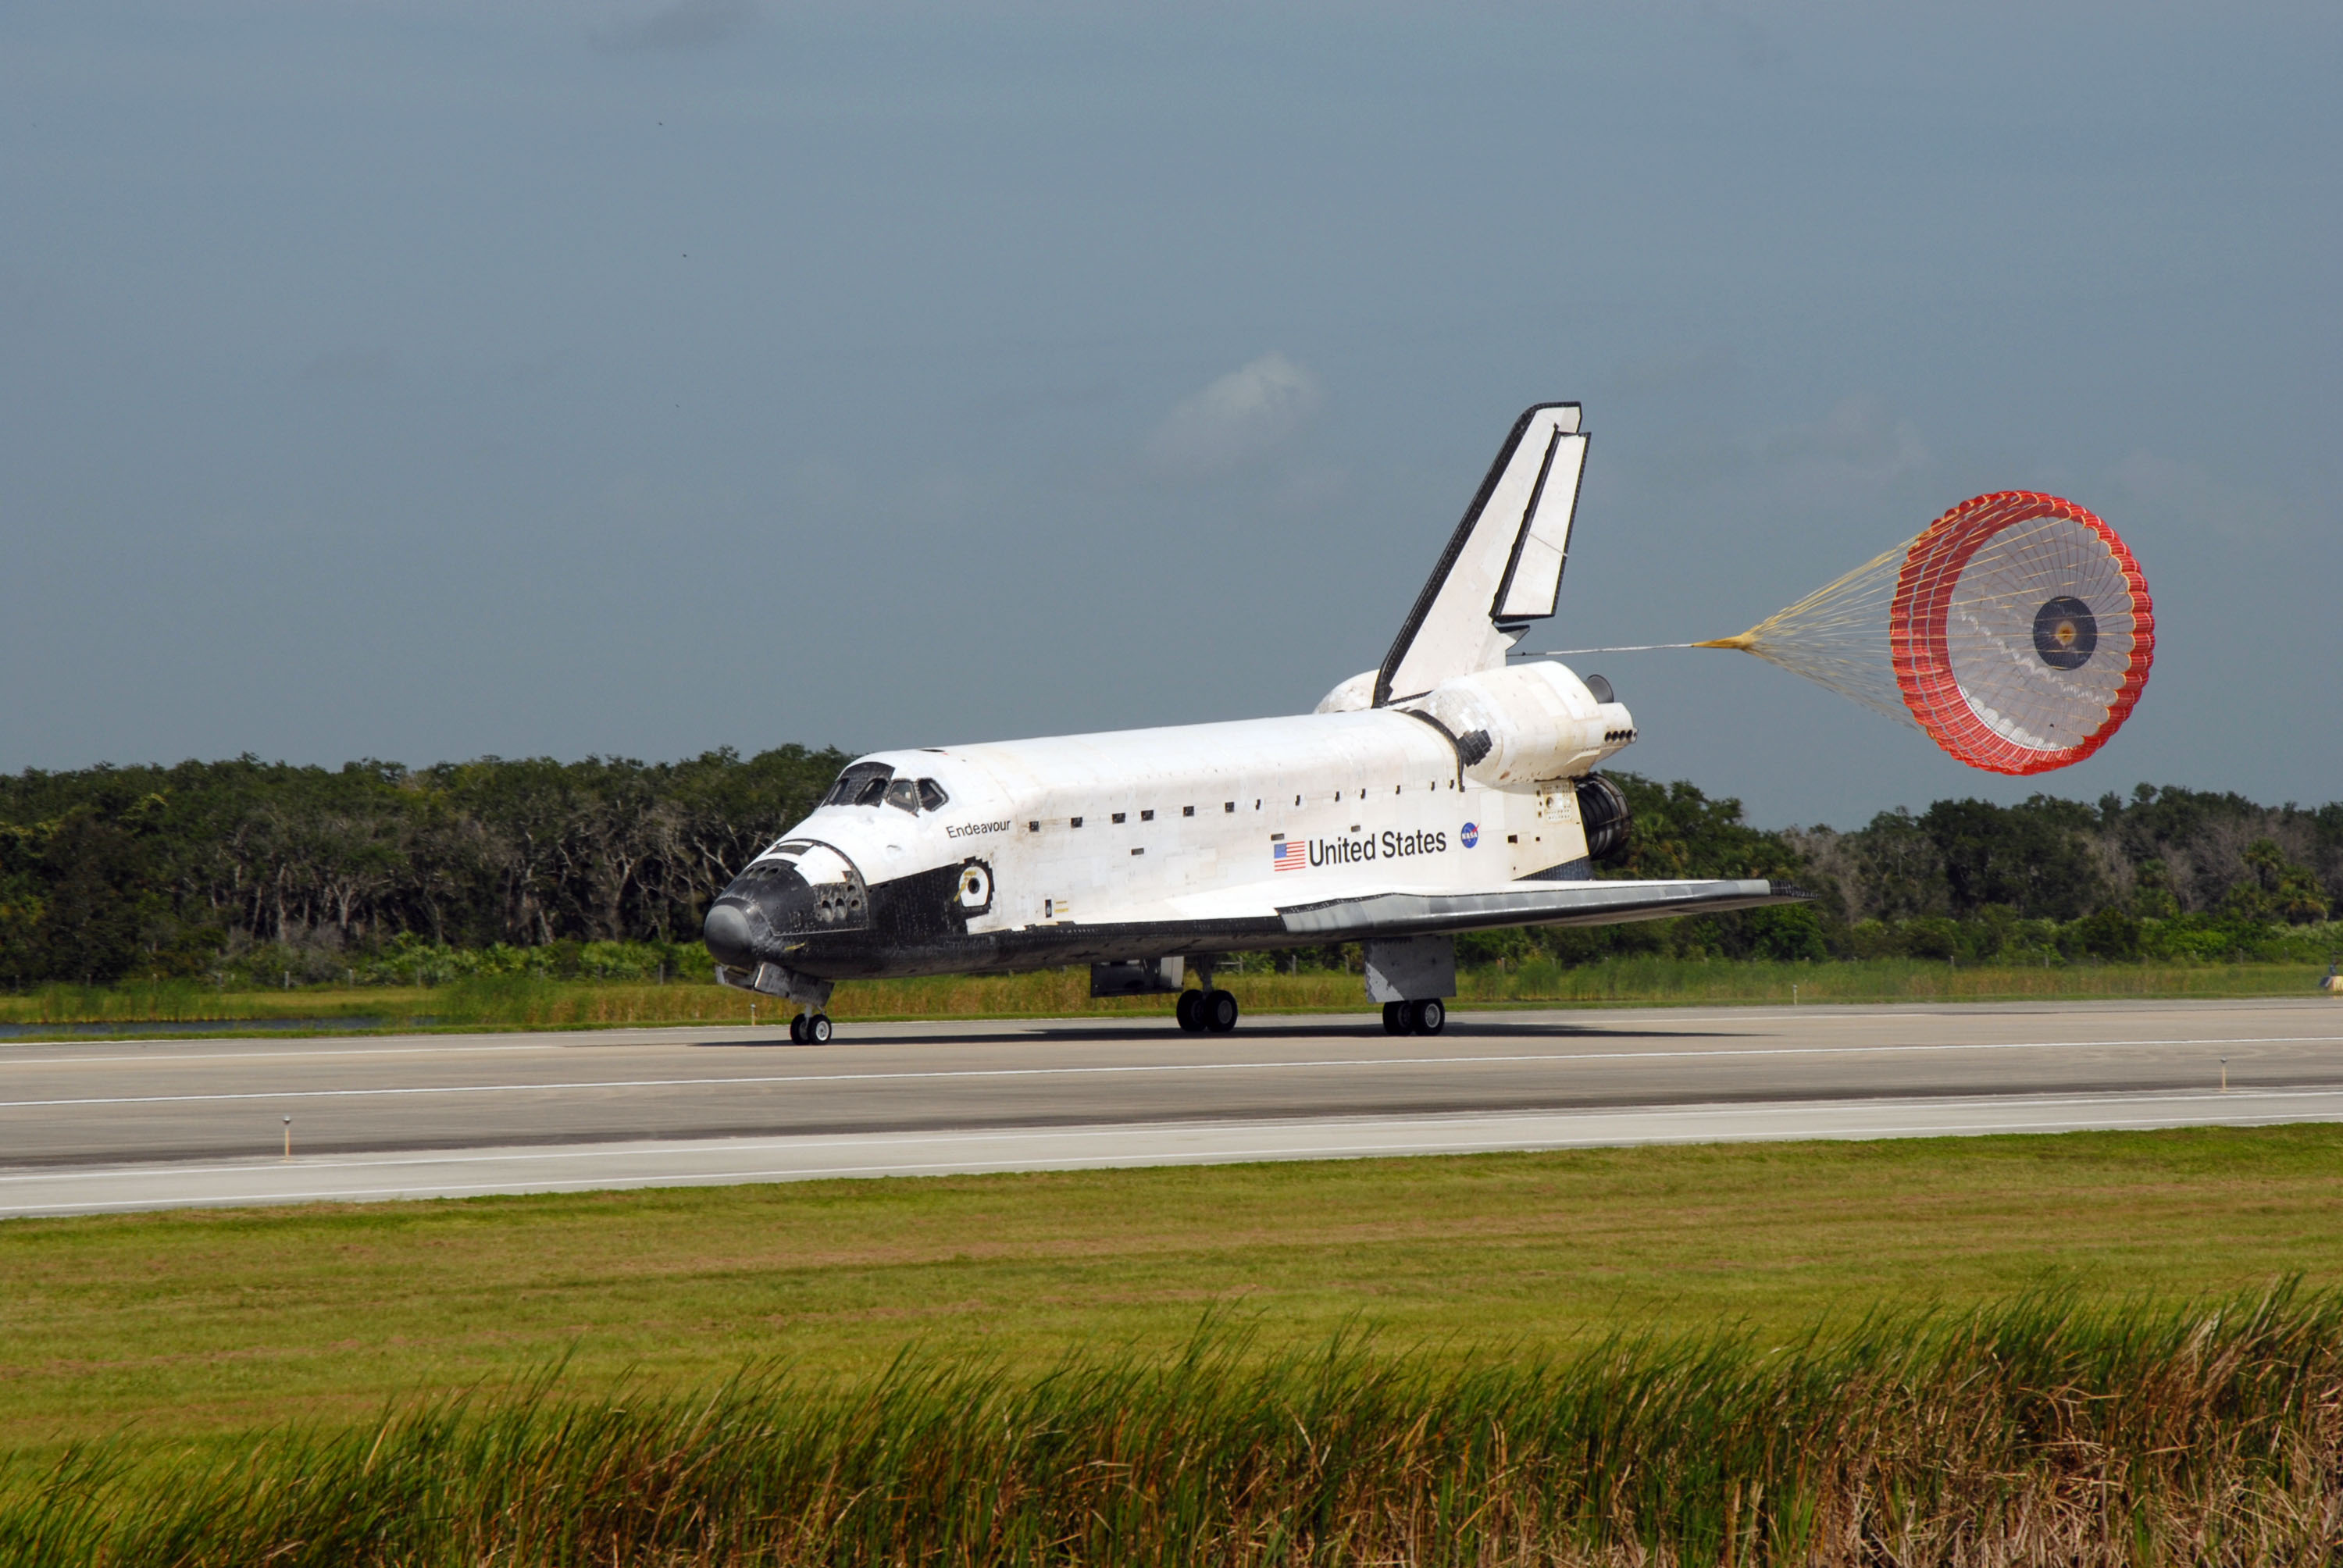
(8, 1125, 2343, 1563)
(9, 1291, 2339, 1566)
(1, 957, 2333, 1038)
(4, 1124, 2341, 1451)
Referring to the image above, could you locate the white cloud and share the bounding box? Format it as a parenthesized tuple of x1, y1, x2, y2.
(1610, 342, 1736, 396)
(301, 347, 394, 383)
(1143, 352, 1324, 480)
(1748, 394, 1931, 508)
(595, 0, 758, 52)
(1760, 394, 1928, 474)
(2108, 450, 2308, 544)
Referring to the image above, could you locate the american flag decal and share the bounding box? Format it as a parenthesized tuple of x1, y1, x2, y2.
(1271, 839, 1306, 872)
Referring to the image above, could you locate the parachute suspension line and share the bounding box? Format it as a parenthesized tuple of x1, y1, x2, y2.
(1513, 642, 1702, 655)
(1692, 540, 1917, 726)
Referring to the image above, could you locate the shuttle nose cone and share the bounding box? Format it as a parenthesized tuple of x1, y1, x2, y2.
(703, 901, 756, 971)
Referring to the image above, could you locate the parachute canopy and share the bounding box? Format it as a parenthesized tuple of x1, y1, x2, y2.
(1696, 492, 2154, 775)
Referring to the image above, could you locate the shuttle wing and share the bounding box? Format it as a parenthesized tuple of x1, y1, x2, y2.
(1149, 874, 1804, 943)
(1275, 877, 1800, 939)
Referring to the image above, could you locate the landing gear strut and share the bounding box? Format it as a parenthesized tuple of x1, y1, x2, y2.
(1382, 999, 1446, 1036)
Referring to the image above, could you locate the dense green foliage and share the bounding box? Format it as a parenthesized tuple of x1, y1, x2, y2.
(0, 748, 845, 985)
(2, 748, 2338, 986)
(1459, 773, 2343, 972)
(6, 1293, 2338, 1566)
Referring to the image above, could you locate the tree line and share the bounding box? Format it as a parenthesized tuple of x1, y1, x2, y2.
(2, 749, 2337, 987)
(0, 748, 846, 985)
(1502, 774, 2341, 971)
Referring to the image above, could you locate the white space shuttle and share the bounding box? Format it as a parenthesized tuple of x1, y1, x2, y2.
(704, 403, 1803, 1042)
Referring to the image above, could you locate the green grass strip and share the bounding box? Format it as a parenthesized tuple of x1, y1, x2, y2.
(5, 1291, 2341, 1566)
(2, 959, 2334, 1039)
(6, 1126, 2343, 1450)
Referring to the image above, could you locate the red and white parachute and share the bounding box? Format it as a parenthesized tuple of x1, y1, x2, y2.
(1693, 492, 2156, 775)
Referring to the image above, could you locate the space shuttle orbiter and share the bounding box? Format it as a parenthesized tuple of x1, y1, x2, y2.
(703, 402, 1805, 1042)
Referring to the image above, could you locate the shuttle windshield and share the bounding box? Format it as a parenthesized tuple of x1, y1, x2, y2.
(822, 762, 894, 807)
(823, 762, 952, 814)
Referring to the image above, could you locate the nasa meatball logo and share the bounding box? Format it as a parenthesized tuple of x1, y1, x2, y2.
(1460, 821, 1479, 848)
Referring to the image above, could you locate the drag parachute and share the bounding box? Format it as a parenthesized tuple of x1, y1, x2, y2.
(1536, 491, 2156, 775)
(1701, 492, 2155, 774)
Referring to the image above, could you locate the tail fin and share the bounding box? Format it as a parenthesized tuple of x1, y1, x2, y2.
(1374, 403, 1587, 706)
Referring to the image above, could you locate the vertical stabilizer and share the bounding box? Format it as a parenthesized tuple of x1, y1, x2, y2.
(1375, 403, 1587, 706)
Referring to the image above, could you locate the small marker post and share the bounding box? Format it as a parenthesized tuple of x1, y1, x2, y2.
(282, 1116, 292, 1160)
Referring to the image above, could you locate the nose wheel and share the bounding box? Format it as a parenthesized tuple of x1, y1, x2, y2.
(789, 1012, 833, 1044)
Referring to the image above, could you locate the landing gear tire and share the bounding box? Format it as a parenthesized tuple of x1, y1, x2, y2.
(1175, 989, 1205, 1032)
(789, 1013, 808, 1043)
(1203, 989, 1239, 1033)
(806, 1013, 833, 1044)
(1405, 998, 1446, 1036)
(1382, 1002, 1407, 1035)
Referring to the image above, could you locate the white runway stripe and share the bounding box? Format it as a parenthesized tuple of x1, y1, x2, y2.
(5, 1085, 2341, 1217)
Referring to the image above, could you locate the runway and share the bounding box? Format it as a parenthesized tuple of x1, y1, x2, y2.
(2, 997, 2338, 1217)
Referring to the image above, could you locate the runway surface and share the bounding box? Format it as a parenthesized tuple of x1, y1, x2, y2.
(2, 998, 2338, 1217)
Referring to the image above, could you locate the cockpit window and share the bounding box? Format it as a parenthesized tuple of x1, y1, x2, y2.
(819, 762, 948, 814)
(823, 761, 894, 808)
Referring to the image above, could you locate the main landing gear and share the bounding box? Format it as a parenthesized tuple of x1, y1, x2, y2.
(1175, 988, 1240, 1034)
(1382, 999, 1446, 1036)
(789, 1011, 833, 1044)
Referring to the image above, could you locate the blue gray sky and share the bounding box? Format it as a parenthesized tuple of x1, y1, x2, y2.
(4, 2, 2335, 827)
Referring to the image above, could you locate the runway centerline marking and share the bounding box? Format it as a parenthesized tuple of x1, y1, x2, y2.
(0, 1042, 568, 1068)
(2, 1034, 2337, 1112)
(1, 1085, 2333, 1188)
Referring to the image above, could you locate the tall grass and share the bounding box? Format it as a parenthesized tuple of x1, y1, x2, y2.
(0, 978, 393, 1026)
(4, 960, 2331, 1037)
(1460, 954, 2337, 1008)
(7, 1289, 2341, 1566)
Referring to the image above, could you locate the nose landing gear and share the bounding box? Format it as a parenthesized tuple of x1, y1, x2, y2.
(788, 1012, 833, 1044)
